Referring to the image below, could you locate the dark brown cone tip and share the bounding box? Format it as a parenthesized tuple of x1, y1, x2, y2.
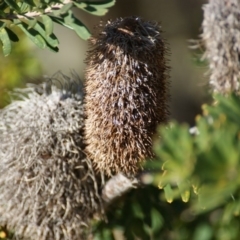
(85, 16, 169, 177)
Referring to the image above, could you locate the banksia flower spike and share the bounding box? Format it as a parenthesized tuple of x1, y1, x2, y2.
(202, 0, 240, 94)
(0, 73, 103, 240)
(85, 16, 169, 177)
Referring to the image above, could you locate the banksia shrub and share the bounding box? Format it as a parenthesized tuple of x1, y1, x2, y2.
(85, 16, 169, 177)
(202, 0, 240, 94)
(0, 73, 103, 240)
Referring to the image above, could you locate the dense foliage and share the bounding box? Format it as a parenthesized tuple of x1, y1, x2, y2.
(0, 0, 115, 55)
(93, 94, 240, 240)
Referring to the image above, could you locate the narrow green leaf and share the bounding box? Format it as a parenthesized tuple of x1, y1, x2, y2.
(85, 0, 116, 9)
(0, 27, 11, 56)
(64, 11, 91, 39)
(51, 16, 65, 26)
(52, 13, 91, 40)
(71, 17, 91, 40)
(181, 190, 190, 203)
(41, 15, 53, 36)
(19, 1, 30, 12)
(23, 18, 58, 48)
(0, 21, 6, 29)
(74, 2, 107, 16)
(74, 0, 115, 16)
(27, 18, 37, 29)
(131, 203, 144, 220)
(24, 0, 35, 7)
(233, 201, 240, 216)
(46, 42, 59, 52)
(18, 22, 46, 49)
(222, 202, 237, 224)
(151, 208, 163, 233)
(193, 224, 213, 240)
(163, 184, 174, 203)
(53, 2, 72, 15)
(3, 0, 20, 11)
(5, 27, 19, 42)
(32, 21, 59, 47)
(178, 182, 191, 202)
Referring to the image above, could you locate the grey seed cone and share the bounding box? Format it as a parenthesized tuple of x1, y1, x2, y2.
(85, 16, 169, 176)
(0, 73, 103, 240)
(202, 0, 240, 93)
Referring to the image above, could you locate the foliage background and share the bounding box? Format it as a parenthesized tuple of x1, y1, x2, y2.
(3, 1, 239, 240)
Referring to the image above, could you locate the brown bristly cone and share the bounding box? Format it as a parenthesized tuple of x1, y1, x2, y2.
(85, 16, 169, 177)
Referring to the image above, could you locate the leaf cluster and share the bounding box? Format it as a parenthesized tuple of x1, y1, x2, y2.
(0, 0, 115, 56)
(150, 94, 240, 211)
(148, 94, 240, 239)
(94, 94, 240, 240)
(93, 186, 167, 240)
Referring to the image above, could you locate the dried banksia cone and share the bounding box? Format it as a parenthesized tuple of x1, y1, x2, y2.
(85, 16, 169, 176)
(0, 73, 103, 240)
(202, 0, 240, 94)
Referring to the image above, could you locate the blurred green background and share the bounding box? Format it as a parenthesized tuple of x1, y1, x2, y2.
(0, 0, 208, 124)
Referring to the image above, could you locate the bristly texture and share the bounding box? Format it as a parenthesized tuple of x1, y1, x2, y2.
(85, 16, 169, 176)
(202, 0, 240, 94)
(0, 73, 103, 240)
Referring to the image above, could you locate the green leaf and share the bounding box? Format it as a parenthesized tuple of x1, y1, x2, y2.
(45, 42, 59, 52)
(24, 0, 36, 7)
(95, 228, 113, 240)
(196, 183, 237, 212)
(0, 21, 6, 29)
(17, 22, 46, 49)
(74, 0, 115, 16)
(22, 18, 59, 49)
(53, 2, 72, 15)
(63, 11, 91, 39)
(86, 0, 116, 9)
(5, 27, 19, 42)
(150, 208, 163, 234)
(131, 203, 144, 220)
(163, 184, 174, 203)
(71, 16, 91, 40)
(19, 1, 30, 12)
(222, 202, 239, 224)
(27, 18, 37, 29)
(52, 12, 91, 40)
(32, 21, 59, 47)
(177, 181, 191, 202)
(193, 224, 213, 240)
(0, 27, 11, 56)
(180, 189, 190, 203)
(3, 0, 20, 11)
(41, 15, 53, 36)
